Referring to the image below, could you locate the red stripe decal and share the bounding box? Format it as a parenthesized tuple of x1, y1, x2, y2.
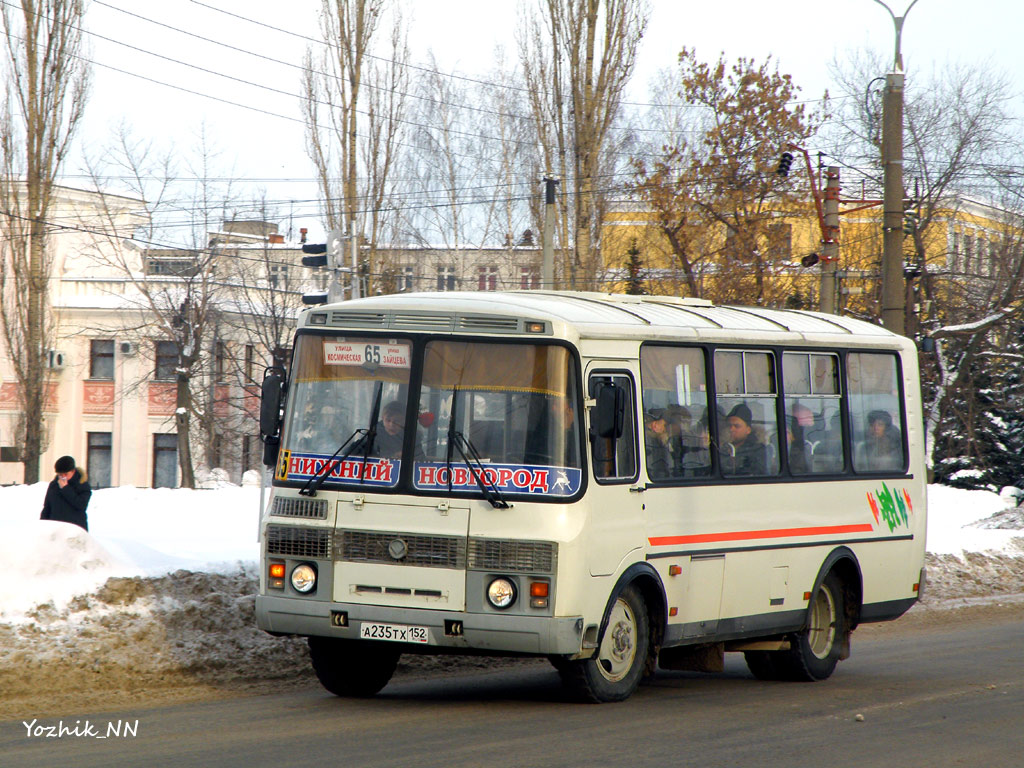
(648, 523, 875, 547)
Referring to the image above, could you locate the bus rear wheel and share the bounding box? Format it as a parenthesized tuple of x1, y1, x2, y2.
(308, 636, 400, 697)
(749, 571, 847, 682)
(557, 585, 649, 703)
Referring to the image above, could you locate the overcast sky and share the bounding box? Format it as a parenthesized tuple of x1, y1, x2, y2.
(71, 0, 1023, 242)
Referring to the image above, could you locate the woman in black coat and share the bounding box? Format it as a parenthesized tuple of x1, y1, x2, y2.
(40, 455, 92, 531)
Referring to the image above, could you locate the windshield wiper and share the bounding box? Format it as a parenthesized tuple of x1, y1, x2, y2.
(357, 382, 384, 484)
(299, 381, 384, 496)
(450, 430, 511, 509)
(443, 387, 509, 509)
(298, 428, 363, 497)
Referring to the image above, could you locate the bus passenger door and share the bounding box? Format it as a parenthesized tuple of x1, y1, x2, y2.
(585, 367, 644, 577)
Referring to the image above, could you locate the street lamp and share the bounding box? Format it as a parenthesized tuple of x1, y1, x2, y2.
(872, 0, 919, 335)
(870, 0, 920, 70)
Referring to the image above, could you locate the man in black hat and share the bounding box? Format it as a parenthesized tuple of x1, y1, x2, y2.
(643, 408, 672, 480)
(40, 455, 92, 531)
(722, 403, 767, 476)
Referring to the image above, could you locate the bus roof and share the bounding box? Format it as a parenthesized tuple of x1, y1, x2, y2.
(299, 291, 906, 346)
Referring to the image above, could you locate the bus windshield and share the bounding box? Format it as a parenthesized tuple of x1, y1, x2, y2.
(412, 340, 582, 497)
(277, 335, 582, 498)
(279, 335, 413, 489)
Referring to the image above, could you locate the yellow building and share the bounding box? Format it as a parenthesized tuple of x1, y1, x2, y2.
(600, 194, 1018, 326)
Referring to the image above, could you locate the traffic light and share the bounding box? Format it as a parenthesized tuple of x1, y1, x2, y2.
(776, 151, 794, 177)
(902, 200, 919, 236)
(301, 242, 327, 268)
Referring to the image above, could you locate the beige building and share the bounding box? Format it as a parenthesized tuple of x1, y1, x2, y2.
(376, 231, 544, 294)
(0, 187, 306, 487)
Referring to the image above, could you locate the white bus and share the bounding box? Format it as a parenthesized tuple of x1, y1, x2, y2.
(256, 291, 926, 702)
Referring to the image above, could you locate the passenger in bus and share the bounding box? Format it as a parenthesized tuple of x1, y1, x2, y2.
(525, 395, 578, 467)
(643, 408, 672, 480)
(681, 406, 716, 476)
(663, 404, 693, 475)
(855, 410, 902, 471)
(786, 416, 809, 474)
(362, 400, 408, 458)
(811, 411, 844, 472)
(721, 403, 767, 476)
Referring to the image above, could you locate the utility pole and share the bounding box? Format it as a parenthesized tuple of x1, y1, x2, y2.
(880, 71, 906, 335)
(542, 177, 559, 290)
(350, 225, 361, 299)
(821, 167, 840, 315)
(873, 0, 918, 335)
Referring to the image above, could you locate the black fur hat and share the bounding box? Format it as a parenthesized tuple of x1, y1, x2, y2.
(54, 455, 76, 474)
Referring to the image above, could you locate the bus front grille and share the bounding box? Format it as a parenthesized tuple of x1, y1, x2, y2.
(266, 525, 332, 559)
(269, 496, 329, 520)
(467, 538, 557, 574)
(336, 530, 466, 569)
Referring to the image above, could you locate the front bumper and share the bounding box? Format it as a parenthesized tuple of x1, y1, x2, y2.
(257, 594, 584, 655)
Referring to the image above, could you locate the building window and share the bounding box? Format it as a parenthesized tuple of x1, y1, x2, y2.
(155, 340, 177, 381)
(153, 433, 178, 488)
(214, 341, 228, 382)
(145, 257, 200, 277)
(242, 434, 255, 473)
(437, 266, 456, 291)
(268, 262, 289, 288)
(398, 266, 415, 293)
(90, 339, 115, 380)
(87, 432, 112, 489)
(520, 267, 540, 290)
(477, 265, 498, 291)
(0, 446, 20, 462)
(245, 344, 255, 381)
(210, 434, 223, 469)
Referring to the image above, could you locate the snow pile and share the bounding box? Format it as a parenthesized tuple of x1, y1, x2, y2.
(1, 482, 260, 623)
(926, 484, 1024, 556)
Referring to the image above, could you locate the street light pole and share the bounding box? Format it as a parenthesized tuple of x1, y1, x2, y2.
(872, 0, 918, 336)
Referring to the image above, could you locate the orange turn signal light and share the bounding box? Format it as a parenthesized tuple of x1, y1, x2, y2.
(269, 563, 286, 579)
(529, 582, 549, 598)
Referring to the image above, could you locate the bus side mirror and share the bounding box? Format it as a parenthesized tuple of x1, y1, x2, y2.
(593, 383, 625, 440)
(260, 366, 286, 466)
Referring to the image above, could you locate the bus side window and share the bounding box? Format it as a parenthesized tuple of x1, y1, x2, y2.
(847, 352, 906, 473)
(588, 374, 637, 483)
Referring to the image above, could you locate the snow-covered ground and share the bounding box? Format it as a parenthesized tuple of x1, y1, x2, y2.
(1, 480, 1022, 718)
(1, 481, 1022, 624)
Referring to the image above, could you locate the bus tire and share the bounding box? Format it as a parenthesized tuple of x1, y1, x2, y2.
(557, 585, 649, 703)
(774, 571, 847, 682)
(743, 650, 783, 681)
(308, 636, 400, 697)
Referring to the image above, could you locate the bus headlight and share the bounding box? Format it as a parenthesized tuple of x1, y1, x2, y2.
(486, 577, 516, 609)
(290, 563, 317, 593)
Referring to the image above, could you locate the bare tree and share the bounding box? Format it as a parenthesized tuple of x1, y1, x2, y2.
(0, 0, 89, 482)
(519, 0, 649, 289)
(81, 125, 241, 488)
(827, 52, 1024, 474)
(360, 11, 409, 292)
(304, 0, 412, 295)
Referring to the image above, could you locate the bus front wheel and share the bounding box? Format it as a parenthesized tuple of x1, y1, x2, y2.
(308, 636, 400, 697)
(556, 585, 650, 703)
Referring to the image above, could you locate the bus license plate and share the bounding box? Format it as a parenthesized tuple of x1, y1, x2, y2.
(359, 622, 429, 644)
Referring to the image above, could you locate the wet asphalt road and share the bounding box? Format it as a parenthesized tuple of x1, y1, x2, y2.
(4, 610, 1022, 768)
